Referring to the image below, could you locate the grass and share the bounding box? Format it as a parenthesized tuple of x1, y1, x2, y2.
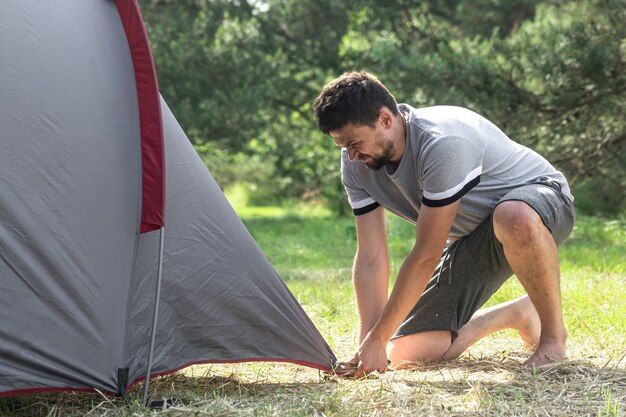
(1, 198, 625, 416)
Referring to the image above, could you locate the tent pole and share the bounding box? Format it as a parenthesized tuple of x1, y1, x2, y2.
(142, 227, 165, 406)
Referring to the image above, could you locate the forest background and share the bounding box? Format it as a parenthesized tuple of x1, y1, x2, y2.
(139, 0, 625, 217)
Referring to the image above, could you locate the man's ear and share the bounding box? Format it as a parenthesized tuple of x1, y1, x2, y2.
(378, 107, 393, 129)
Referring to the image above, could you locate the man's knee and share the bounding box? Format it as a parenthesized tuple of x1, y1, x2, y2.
(387, 331, 451, 366)
(493, 201, 547, 246)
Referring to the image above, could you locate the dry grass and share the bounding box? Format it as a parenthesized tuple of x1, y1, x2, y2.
(3, 334, 624, 416)
(1, 214, 623, 416)
(141, 337, 626, 416)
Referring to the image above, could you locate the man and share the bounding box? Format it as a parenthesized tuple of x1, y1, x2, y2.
(313, 71, 575, 377)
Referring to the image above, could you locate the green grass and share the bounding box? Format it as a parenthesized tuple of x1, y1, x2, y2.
(237, 203, 626, 362)
(560, 217, 626, 275)
(2, 200, 625, 416)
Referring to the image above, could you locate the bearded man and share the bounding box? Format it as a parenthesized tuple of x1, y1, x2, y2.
(313, 71, 575, 377)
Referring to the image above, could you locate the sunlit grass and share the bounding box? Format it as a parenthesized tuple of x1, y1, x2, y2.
(560, 217, 626, 275)
(224, 192, 626, 375)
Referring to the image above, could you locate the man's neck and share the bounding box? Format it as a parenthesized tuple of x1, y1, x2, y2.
(391, 113, 407, 163)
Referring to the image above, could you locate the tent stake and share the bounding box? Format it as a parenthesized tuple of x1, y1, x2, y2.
(142, 227, 165, 406)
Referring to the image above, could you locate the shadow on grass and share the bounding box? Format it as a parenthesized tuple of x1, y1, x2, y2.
(0, 373, 338, 416)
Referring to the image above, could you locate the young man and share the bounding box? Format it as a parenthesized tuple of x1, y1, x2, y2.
(313, 71, 575, 377)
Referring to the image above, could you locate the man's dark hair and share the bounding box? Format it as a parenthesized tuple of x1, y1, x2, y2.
(313, 71, 399, 134)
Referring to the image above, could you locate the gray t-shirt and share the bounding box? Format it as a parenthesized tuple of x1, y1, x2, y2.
(341, 104, 573, 241)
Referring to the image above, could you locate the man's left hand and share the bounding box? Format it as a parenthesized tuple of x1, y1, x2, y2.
(344, 333, 389, 378)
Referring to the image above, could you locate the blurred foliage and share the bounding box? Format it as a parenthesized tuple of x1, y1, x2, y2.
(140, 0, 625, 215)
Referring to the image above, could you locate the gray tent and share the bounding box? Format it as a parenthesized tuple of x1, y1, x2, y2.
(0, 0, 336, 397)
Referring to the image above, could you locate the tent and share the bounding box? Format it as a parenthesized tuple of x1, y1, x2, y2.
(0, 0, 337, 398)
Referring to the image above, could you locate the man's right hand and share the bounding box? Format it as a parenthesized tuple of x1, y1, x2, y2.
(334, 335, 390, 378)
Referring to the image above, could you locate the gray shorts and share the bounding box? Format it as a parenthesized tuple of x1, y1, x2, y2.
(392, 179, 576, 341)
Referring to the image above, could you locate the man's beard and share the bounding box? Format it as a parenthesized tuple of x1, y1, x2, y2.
(365, 140, 395, 170)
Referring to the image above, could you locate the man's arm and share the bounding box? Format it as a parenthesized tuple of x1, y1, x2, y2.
(353, 205, 389, 345)
(350, 200, 461, 377)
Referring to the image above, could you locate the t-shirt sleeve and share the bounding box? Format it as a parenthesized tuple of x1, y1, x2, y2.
(341, 152, 380, 216)
(421, 136, 483, 207)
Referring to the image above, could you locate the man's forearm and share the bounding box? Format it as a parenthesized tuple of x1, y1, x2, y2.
(368, 249, 440, 344)
(366, 202, 459, 346)
(349, 203, 459, 376)
(353, 250, 389, 344)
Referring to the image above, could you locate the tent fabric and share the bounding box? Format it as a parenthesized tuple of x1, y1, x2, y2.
(0, 0, 142, 395)
(0, 0, 336, 397)
(114, 0, 166, 233)
(124, 99, 336, 389)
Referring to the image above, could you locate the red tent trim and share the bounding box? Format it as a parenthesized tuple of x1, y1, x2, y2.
(0, 358, 334, 398)
(114, 0, 165, 233)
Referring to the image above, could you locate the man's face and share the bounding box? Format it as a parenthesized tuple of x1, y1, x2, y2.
(330, 122, 394, 170)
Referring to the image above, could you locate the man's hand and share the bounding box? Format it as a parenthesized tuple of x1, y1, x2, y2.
(337, 333, 389, 378)
(355, 334, 389, 377)
(338, 202, 461, 379)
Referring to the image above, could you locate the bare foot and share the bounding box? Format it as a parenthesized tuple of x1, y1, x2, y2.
(523, 324, 567, 367)
(523, 339, 566, 367)
(514, 296, 541, 348)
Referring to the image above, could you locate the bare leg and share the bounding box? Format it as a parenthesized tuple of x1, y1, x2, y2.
(442, 295, 540, 360)
(388, 296, 540, 365)
(387, 330, 451, 368)
(493, 201, 567, 367)
(389, 201, 565, 367)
